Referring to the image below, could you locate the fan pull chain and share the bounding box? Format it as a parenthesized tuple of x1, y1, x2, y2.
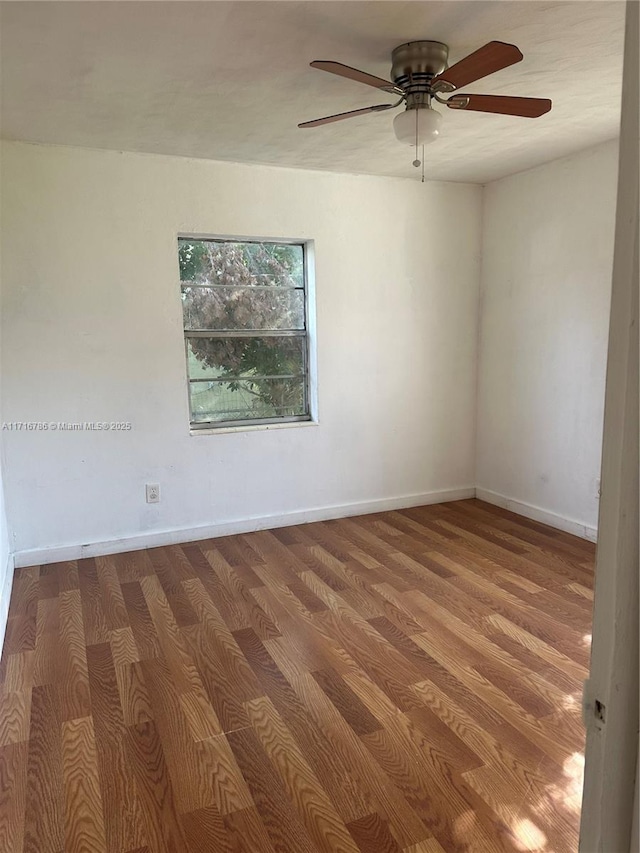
(412, 108, 421, 169)
(409, 112, 426, 180)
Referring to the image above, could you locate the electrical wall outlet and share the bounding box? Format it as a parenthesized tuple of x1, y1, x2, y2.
(146, 483, 160, 504)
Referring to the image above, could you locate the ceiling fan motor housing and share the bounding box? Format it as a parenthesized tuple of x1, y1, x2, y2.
(391, 40, 449, 107)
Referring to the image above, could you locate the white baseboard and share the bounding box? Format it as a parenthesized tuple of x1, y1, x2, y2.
(476, 488, 598, 542)
(0, 552, 15, 659)
(12, 484, 596, 568)
(13, 486, 476, 568)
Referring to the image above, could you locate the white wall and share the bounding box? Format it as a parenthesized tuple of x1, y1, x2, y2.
(0, 236, 13, 645)
(0, 468, 11, 647)
(0, 141, 481, 561)
(476, 140, 619, 538)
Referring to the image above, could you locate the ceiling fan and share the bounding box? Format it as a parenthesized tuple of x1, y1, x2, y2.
(298, 41, 552, 151)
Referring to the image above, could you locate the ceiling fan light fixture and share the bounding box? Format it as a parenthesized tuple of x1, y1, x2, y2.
(393, 106, 442, 146)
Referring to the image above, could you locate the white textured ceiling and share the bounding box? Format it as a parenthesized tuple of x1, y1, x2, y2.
(0, 1, 625, 182)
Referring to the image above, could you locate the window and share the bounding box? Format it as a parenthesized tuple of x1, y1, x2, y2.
(179, 237, 312, 430)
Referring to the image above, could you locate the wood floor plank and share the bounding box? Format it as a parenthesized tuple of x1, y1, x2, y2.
(23, 684, 64, 853)
(402, 840, 447, 853)
(179, 689, 222, 740)
(409, 677, 551, 790)
(245, 694, 360, 853)
(208, 537, 266, 587)
(87, 641, 148, 853)
(311, 609, 425, 713)
(346, 812, 403, 853)
(260, 606, 341, 675)
(58, 589, 91, 722)
(139, 655, 220, 813)
(0, 499, 592, 853)
(241, 531, 303, 585)
(288, 577, 330, 614)
(363, 712, 519, 853)
(110, 626, 141, 669)
(251, 578, 315, 628)
(114, 550, 155, 584)
(78, 558, 110, 645)
(412, 633, 578, 765)
(180, 804, 234, 852)
(233, 626, 374, 824)
(139, 574, 202, 694)
(485, 613, 589, 680)
(62, 716, 107, 853)
(226, 725, 318, 852)
(0, 689, 32, 747)
(54, 561, 80, 593)
(116, 661, 155, 727)
(163, 545, 200, 583)
(2, 567, 39, 658)
(223, 806, 277, 853)
(439, 513, 592, 591)
(311, 667, 383, 737)
(196, 732, 254, 816)
(95, 555, 131, 631)
(181, 544, 247, 629)
(38, 564, 60, 601)
(8, 567, 40, 618)
(386, 510, 567, 593)
(121, 581, 163, 660)
(146, 548, 200, 628)
(378, 586, 579, 720)
(271, 651, 431, 850)
(32, 597, 60, 688)
(201, 544, 282, 640)
(463, 762, 579, 853)
(181, 577, 262, 725)
(125, 719, 192, 853)
(567, 581, 594, 600)
(446, 501, 594, 568)
(0, 741, 28, 853)
(181, 621, 252, 733)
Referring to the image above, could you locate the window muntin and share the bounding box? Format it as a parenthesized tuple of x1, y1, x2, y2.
(179, 238, 310, 429)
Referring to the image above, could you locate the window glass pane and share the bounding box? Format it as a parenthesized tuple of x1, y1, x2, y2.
(179, 237, 310, 428)
(189, 378, 306, 424)
(187, 336, 305, 380)
(179, 239, 303, 288)
(182, 286, 304, 331)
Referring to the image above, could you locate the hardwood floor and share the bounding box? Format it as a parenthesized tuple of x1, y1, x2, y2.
(0, 499, 594, 853)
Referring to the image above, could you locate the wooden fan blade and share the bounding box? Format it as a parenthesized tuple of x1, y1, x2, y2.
(298, 103, 394, 128)
(431, 41, 523, 91)
(447, 94, 552, 117)
(310, 60, 400, 94)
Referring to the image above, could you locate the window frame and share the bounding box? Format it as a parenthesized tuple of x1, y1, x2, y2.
(178, 234, 316, 432)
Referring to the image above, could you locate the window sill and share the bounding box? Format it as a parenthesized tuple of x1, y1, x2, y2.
(189, 420, 318, 436)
